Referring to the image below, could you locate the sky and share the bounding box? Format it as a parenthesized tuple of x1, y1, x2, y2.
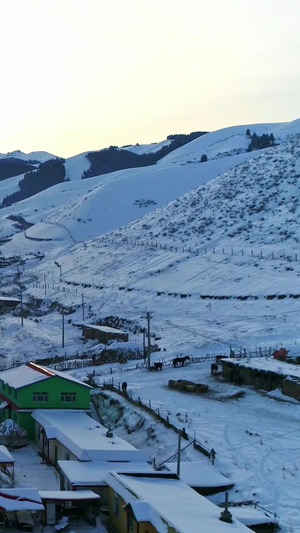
(1, 0, 299, 158)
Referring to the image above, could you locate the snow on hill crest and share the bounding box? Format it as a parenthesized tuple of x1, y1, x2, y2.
(1, 118, 300, 248)
(0, 149, 58, 163)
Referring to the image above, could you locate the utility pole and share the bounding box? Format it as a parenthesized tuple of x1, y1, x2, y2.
(177, 431, 181, 477)
(62, 311, 65, 348)
(82, 293, 85, 321)
(142, 328, 146, 363)
(44, 274, 47, 296)
(20, 286, 23, 326)
(145, 312, 152, 369)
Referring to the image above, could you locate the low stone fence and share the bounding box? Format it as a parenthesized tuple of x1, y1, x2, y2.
(95, 383, 212, 459)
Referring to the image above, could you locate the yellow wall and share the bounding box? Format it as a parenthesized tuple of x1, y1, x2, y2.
(107, 487, 170, 533)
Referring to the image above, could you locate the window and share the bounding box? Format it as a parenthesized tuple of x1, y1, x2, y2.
(113, 494, 120, 518)
(61, 393, 76, 402)
(128, 512, 135, 532)
(33, 392, 48, 402)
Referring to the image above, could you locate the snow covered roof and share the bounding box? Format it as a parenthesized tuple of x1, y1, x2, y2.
(58, 459, 154, 485)
(0, 489, 44, 511)
(166, 460, 233, 488)
(229, 506, 279, 527)
(39, 490, 100, 501)
(124, 500, 154, 522)
(82, 323, 127, 335)
(32, 410, 149, 462)
(0, 362, 91, 390)
(105, 472, 249, 532)
(225, 357, 300, 380)
(0, 445, 14, 464)
(0, 297, 20, 303)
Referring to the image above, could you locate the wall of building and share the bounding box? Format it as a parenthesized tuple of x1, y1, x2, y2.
(0, 376, 90, 439)
(282, 377, 300, 400)
(83, 327, 128, 344)
(34, 421, 79, 464)
(17, 377, 90, 410)
(107, 487, 167, 533)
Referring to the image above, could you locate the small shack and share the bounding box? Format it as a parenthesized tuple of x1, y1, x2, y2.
(0, 297, 20, 310)
(39, 490, 100, 527)
(82, 324, 128, 344)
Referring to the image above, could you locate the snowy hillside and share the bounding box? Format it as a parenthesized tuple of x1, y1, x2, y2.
(1, 126, 300, 357)
(1, 119, 299, 243)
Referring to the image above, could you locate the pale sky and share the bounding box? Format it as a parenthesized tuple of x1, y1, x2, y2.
(1, 0, 299, 158)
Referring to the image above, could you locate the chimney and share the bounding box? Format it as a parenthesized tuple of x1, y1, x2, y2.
(219, 492, 232, 523)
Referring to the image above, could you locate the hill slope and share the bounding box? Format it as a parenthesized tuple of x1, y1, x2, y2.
(1, 119, 299, 242)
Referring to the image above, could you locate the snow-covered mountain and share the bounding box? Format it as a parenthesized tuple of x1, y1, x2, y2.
(0, 149, 57, 163)
(1, 119, 299, 243)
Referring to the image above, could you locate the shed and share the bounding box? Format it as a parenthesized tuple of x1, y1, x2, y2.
(39, 490, 100, 526)
(82, 324, 128, 344)
(0, 297, 20, 310)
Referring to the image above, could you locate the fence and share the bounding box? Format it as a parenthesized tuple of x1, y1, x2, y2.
(96, 235, 300, 263)
(96, 380, 212, 460)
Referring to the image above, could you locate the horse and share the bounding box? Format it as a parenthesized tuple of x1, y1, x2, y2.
(122, 381, 127, 393)
(153, 362, 163, 371)
(211, 363, 218, 375)
(173, 356, 190, 368)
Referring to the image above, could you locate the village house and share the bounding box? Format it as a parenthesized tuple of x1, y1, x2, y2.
(81, 323, 129, 344)
(31, 409, 151, 510)
(32, 409, 148, 465)
(0, 296, 21, 311)
(104, 471, 249, 533)
(0, 362, 91, 439)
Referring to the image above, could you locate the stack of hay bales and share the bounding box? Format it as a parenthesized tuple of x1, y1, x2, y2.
(168, 379, 209, 394)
